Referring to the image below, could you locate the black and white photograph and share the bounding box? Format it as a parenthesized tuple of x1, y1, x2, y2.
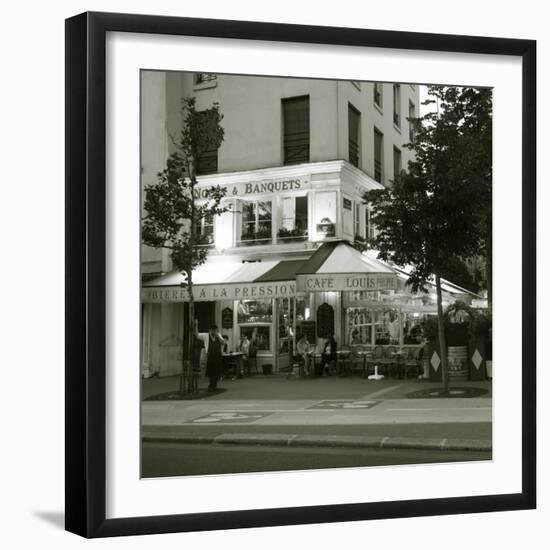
(140, 71, 493, 478)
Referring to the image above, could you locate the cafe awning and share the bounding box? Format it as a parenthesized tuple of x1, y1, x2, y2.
(142, 258, 305, 303)
(296, 241, 397, 292)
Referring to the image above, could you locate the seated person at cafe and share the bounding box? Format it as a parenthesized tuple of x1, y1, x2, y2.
(296, 334, 312, 375)
(320, 334, 337, 376)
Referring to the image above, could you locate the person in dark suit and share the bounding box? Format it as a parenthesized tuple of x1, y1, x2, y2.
(321, 333, 337, 375)
(206, 325, 224, 391)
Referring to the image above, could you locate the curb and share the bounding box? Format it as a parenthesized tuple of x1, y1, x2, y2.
(142, 431, 492, 452)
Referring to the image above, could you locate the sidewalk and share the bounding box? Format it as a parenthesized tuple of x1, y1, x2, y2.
(142, 374, 492, 452)
(142, 372, 492, 401)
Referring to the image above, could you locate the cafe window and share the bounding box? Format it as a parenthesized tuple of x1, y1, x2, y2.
(347, 307, 400, 345)
(313, 191, 337, 240)
(194, 213, 215, 247)
(237, 299, 273, 324)
(374, 128, 384, 183)
(238, 299, 273, 352)
(373, 82, 383, 109)
(278, 195, 308, 243)
(195, 110, 218, 175)
(239, 200, 272, 246)
(240, 326, 271, 352)
(282, 96, 310, 165)
(393, 146, 402, 179)
(393, 84, 401, 127)
(348, 103, 361, 168)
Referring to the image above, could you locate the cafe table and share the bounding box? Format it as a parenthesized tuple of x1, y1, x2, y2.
(222, 351, 244, 378)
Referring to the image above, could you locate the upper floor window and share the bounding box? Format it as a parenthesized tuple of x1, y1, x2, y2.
(354, 202, 361, 240)
(393, 146, 402, 179)
(408, 100, 416, 142)
(282, 96, 310, 165)
(365, 207, 375, 240)
(194, 213, 215, 247)
(348, 104, 361, 168)
(393, 84, 401, 127)
(195, 110, 218, 175)
(239, 200, 273, 246)
(194, 73, 217, 85)
(374, 128, 384, 183)
(278, 196, 308, 243)
(374, 82, 383, 109)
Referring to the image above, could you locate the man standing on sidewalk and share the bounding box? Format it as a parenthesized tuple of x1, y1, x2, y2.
(206, 325, 224, 392)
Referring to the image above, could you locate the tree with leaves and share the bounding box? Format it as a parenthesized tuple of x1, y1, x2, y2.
(142, 97, 227, 393)
(365, 86, 492, 394)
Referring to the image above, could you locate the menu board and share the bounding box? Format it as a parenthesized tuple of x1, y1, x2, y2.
(221, 307, 233, 329)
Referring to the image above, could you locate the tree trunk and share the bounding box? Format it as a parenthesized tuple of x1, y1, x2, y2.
(187, 276, 196, 393)
(435, 273, 449, 393)
(486, 227, 492, 314)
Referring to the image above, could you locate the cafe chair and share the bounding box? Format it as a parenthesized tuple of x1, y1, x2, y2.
(338, 345, 352, 376)
(381, 345, 397, 376)
(403, 346, 424, 379)
(351, 346, 365, 376)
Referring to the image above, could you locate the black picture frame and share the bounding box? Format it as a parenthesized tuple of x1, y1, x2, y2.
(65, 11, 536, 538)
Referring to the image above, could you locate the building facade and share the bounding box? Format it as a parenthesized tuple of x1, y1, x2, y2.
(141, 72, 439, 377)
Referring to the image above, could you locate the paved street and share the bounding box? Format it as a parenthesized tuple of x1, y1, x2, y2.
(141, 374, 492, 476)
(142, 441, 491, 478)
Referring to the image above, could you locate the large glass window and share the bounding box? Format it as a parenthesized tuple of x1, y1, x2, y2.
(239, 200, 272, 246)
(282, 96, 310, 165)
(237, 299, 273, 324)
(374, 128, 384, 183)
(348, 104, 360, 167)
(238, 299, 273, 352)
(313, 191, 337, 240)
(278, 196, 308, 243)
(347, 307, 401, 345)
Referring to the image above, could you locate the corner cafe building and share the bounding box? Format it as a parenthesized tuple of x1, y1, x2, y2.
(142, 240, 476, 377)
(141, 161, 477, 376)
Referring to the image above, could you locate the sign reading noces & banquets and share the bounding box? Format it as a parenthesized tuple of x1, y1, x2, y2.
(194, 174, 311, 199)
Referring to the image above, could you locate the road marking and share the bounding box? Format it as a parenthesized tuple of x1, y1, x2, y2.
(362, 385, 400, 399)
(187, 411, 275, 424)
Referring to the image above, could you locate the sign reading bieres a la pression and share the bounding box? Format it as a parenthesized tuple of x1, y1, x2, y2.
(194, 175, 311, 199)
(142, 281, 297, 303)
